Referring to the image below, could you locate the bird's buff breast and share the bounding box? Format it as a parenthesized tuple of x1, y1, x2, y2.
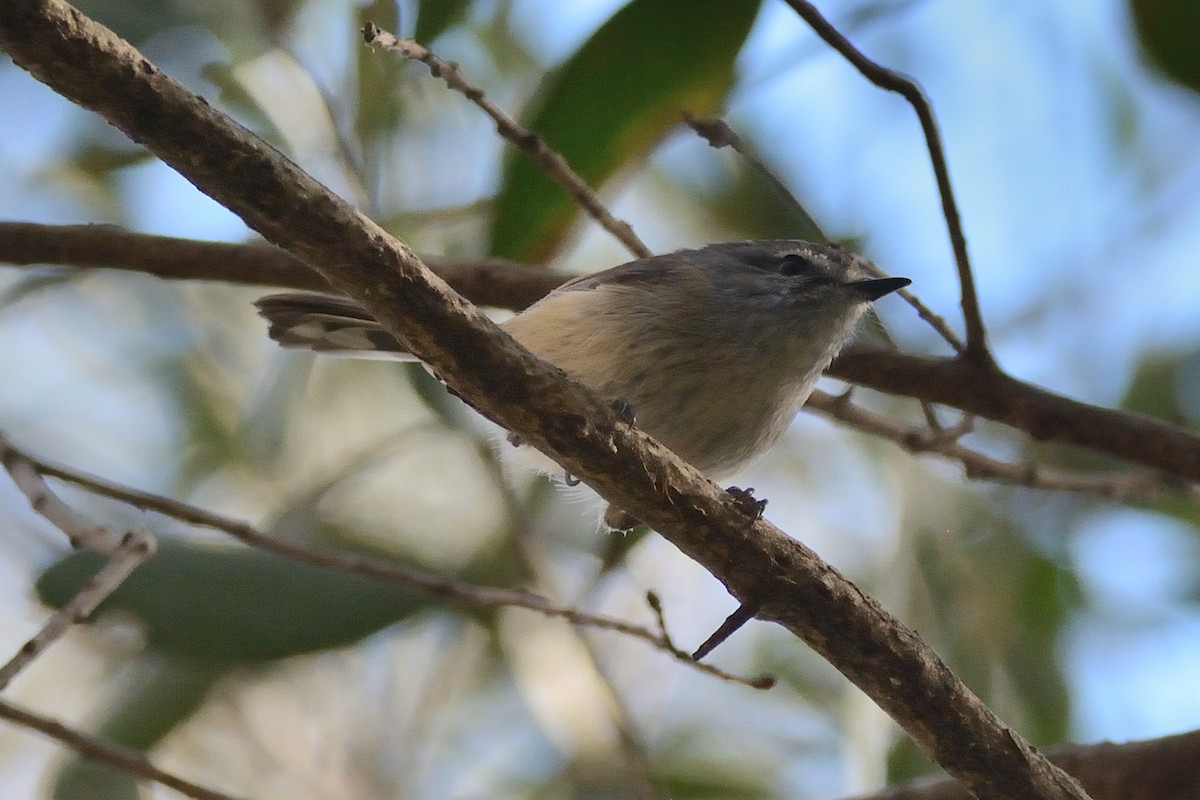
(502, 287, 841, 478)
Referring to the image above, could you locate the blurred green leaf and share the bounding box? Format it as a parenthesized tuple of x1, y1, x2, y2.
(357, 0, 406, 181)
(70, 142, 156, 177)
(414, 0, 472, 44)
(1121, 350, 1200, 527)
(37, 538, 431, 663)
(52, 761, 139, 800)
(71, 0, 191, 44)
(254, 0, 307, 38)
(1121, 351, 1197, 424)
(655, 771, 769, 800)
(51, 659, 223, 800)
(889, 510, 1077, 781)
(489, 0, 762, 261)
(1131, 0, 1200, 94)
(1006, 550, 1077, 745)
(676, 149, 827, 242)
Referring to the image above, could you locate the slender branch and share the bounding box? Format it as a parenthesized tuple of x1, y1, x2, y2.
(0, 221, 561, 310)
(0, 4, 1090, 796)
(6, 436, 767, 689)
(0, 530, 151, 692)
(781, 0, 989, 364)
(364, 25, 653, 260)
(0, 698, 243, 800)
(681, 113, 829, 241)
(805, 390, 1191, 500)
(0, 433, 156, 691)
(831, 351, 1200, 482)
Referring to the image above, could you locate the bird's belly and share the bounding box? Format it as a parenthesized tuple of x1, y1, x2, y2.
(615, 368, 815, 478)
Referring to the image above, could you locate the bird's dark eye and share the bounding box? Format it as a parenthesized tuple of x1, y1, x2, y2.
(778, 253, 815, 276)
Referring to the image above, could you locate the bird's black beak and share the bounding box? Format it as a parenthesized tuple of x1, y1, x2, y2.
(849, 277, 911, 301)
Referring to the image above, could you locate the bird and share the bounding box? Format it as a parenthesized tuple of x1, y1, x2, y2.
(255, 240, 909, 525)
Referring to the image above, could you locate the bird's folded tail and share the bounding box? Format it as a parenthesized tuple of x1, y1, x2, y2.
(254, 292, 417, 360)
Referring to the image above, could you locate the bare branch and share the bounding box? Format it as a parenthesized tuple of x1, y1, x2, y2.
(806, 390, 1190, 500)
(0, 221, 561, 310)
(0, 3, 1090, 796)
(682, 113, 829, 240)
(0, 433, 156, 690)
(1, 433, 127, 554)
(8, 437, 768, 689)
(0, 530, 151, 692)
(830, 351, 1200, 483)
(363, 25, 653, 260)
(781, 0, 990, 363)
(0, 698, 243, 800)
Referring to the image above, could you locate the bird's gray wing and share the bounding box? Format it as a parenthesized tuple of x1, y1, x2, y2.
(551, 253, 687, 294)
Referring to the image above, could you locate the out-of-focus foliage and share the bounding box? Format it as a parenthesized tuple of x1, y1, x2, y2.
(1131, 0, 1200, 94)
(488, 0, 762, 260)
(3, 0, 1200, 798)
(37, 539, 435, 663)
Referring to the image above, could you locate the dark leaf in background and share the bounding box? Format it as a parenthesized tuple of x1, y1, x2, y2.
(1122, 350, 1200, 530)
(489, 0, 763, 261)
(677, 148, 827, 243)
(69, 0, 191, 44)
(414, 0, 473, 44)
(36, 538, 431, 663)
(887, 513, 1076, 782)
(1131, 0, 1200, 94)
(253, 0, 308, 39)
(51, 659, 224, 800)
(357, 0, 406, 183)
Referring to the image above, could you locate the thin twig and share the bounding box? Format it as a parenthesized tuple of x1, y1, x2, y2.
(363, 23, 653, 260)
(0, 698, 242, 800)
(0, 434, 157, 690)
(6, 438, 767, 689)
(1, 434, 126, 554)
(805, 391, 1190, 500)
(781, 0, 990, 363)
(875, 281, 966, 355)
(0, 530, 152, 691)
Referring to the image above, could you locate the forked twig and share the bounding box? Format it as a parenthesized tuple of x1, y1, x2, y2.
(805, 391, 1189, 500)
(0, 435, 157, 690)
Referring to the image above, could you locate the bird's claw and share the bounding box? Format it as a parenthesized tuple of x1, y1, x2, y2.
(726, 486, 767, 519)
